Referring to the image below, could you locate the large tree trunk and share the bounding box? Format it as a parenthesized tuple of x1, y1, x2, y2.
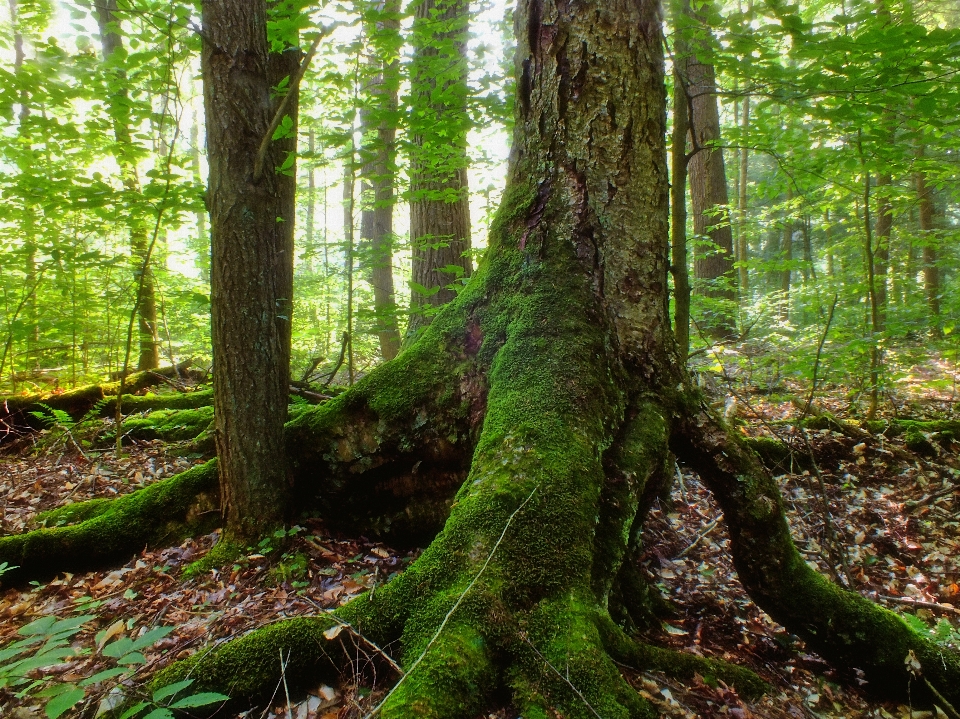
(360, 1, 403, 360)
(6, 0, 960, 716)
(406, 0, 473, 340)
(202, 0, 298, 541)
(94, 0, 161, 371)
(676, 0, 737, 341)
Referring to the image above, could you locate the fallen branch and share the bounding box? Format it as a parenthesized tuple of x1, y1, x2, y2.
(876, 595, 960, 617)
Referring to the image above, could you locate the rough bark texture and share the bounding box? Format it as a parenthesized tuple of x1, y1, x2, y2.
(671, 65, 691, 358)
(202, 0, 297, 541)
(676, 0, 737, 340)
(360, 1, 403, 360)
(737, 95, 750, 293)
(95, 0, 161, 371)
(407, 0, 473, 339)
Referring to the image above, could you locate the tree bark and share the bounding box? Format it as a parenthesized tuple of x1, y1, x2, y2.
(780, 186, 793, 322)
(360, 1, 402, 360)
(202, 0, 298, 541)
(873, 172, 892, 330)
(737, 94, 750, 294)
(915, 148, 941, 335)
(671, 65, 691, 358)
(676, 0, 737, 341)
(406, 0, 473, 340)
(94, 0, 161, 371)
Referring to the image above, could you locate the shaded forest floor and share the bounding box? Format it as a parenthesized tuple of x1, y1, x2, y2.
(1, 363, 959, 719)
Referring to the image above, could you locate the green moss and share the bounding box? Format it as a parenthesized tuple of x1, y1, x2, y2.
(149, 616, 343, 709)
(110, 389, 213, 414)
(116, 406, 214, 443)
(0, 460, 219, 585)
(34, 497, 113, 528)
(598, 614, 768, 699)
(182, 537, 243, 579)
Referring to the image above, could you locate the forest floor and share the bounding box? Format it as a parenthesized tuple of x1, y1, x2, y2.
(1, 364, 958, 719)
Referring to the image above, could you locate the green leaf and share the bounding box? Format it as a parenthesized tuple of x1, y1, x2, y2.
(80, 667, 129, 686)
(152, 679, 193, 703)
(45, 688, 85, 719)
(142, 708, 175, 719)
(118, 701, 150, 719)
(168, 692, 230, 709)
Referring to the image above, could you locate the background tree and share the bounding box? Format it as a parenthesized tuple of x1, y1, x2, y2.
(406, 0, 473, 339)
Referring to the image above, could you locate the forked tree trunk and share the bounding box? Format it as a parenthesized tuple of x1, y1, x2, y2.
(407, 0, 472, 339)
(95, 0, 161, 371)
(5, 0, 960, 715)
(202, 0, 298, 541)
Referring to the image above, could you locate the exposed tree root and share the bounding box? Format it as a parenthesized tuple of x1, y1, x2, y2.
(0, 460, 219, 586)
(673, 406, 960, 709)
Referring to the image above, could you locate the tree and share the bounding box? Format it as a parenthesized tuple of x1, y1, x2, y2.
(359, 0, 403, 361)
(94, 0, 161, 371)
(3, 0, 960, 716)
(202, 0, 299, 542)
(406, 0, 472, 339)
(675, 0, 737, 341)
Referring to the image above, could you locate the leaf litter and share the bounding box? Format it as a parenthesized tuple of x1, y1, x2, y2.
(0, 386, 957, 719)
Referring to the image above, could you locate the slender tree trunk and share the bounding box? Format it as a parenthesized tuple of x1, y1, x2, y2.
(202, 0, 298, 541)
(189, 113, 210, 284)
(915, 148, 941, 336)
(676, 0, 737, 340)
(360, 1, 402, 360)
(873, 172, 892, 331)
(862, 166, 882, 421)
(671, 67, 691, 358)
(407, 0, 472, 339)
(737, 95, 750, 295)
(779, 186, 793, 322)
(95, 0, 160, 371)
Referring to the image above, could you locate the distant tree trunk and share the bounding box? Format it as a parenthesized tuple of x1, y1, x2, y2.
(737, 95, 750, 295)
(671, 66, 691, 358)
(779, 186, 793, 322)
(677, 0, 737, 340)
(407, 0, 472, 340)
(8, 0, 39, 376)
(202, 0, 298, 541)
(915, 149, 941, 335)
(95, 0, 160, 371)
(189, 113, 210, 284)
(873, 172, 892, 331)
(360, 1, 402, 361)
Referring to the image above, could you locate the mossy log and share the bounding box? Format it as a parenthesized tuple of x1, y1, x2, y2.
(115, 406, 214, 443)
(0, 362, 202, 437)
(0, 461, 219, 585)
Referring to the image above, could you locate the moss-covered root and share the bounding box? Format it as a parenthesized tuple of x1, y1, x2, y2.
(0, 460, 220, 585)
(673, 409, 960, 708)
(508, 600, 656, 719)
(147, 616, 357, 713)
(598, 615, 769, 699)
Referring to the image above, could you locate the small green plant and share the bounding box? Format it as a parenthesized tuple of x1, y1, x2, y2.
(902, 612, 960, 650)
(29, 403, 76, 430)
(0, 613, 227, 718)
